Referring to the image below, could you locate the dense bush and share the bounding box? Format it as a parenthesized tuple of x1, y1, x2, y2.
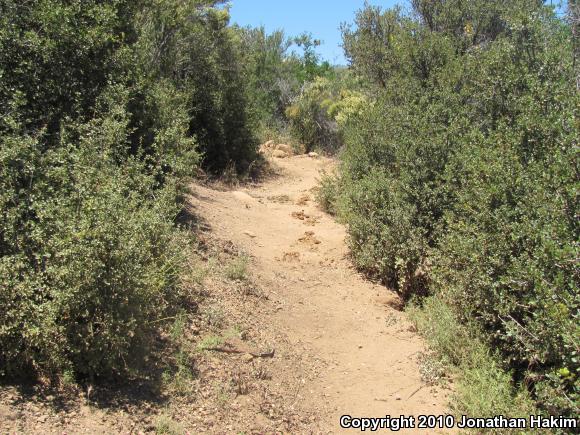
(0, 0, 135, 137)
(432, 46, 579, 413)
(329, 0, 579, 417)
(0, 105, 189, 379)
(235, 26, 298, 125)
(132, 0, 258, 173)
(285, 77, 340, 153)
(0, 0, 258, 380)
(409, 296, 537, 427)
(235, 26, 340, 151)
(284, 73, 367, 153)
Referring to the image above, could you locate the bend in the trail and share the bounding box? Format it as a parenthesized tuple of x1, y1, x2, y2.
(191, 155, 452, 433)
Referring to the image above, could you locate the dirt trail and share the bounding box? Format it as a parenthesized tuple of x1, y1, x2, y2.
(191, 154, 452, 433)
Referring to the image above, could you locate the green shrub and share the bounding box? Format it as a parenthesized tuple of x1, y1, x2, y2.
(234, 25, 341, 154)
(0, 106, 191, 379)
(224, 254, 250, 282)
(429, 20, 579, 415)
(134, 0, 258, 174)
(340, 168, 428, 299)
(409, 297, 537, 430)
(0, 0, 261, 382)
(332, 0, 579, 417)
(0, 0, 135, 138)
(235, 26, 297, 125)
(433, 130, 579, 416)
(315, 171, 341, 215)
(285, 77, 342, 153)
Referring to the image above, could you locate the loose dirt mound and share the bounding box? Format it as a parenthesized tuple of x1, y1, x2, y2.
(297, 230, 322, 251)
(260, 141, 295, 158)
(292, 210, 319, 226)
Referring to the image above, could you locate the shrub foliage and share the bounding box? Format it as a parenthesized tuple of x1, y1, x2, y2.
(329, 0, 579, 417)
(0, 0, 258, 380)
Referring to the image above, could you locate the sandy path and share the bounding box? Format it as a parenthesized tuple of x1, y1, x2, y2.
(191, 155, 452, 433)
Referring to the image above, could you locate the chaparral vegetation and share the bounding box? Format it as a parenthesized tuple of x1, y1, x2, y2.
(1, 0, 578, 429)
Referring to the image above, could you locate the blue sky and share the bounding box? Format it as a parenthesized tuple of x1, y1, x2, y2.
(229, 0, 402, 65)
(228, 1, 567, 66)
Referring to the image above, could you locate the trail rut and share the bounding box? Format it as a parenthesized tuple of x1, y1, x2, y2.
(191, 155, 452, 433)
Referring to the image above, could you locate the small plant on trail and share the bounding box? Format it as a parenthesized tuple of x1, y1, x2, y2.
(155, 414, 185, 435)
(197, 335, 224, 352)
(224, 254, 250, 281)
(315, 171, 340, 215)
